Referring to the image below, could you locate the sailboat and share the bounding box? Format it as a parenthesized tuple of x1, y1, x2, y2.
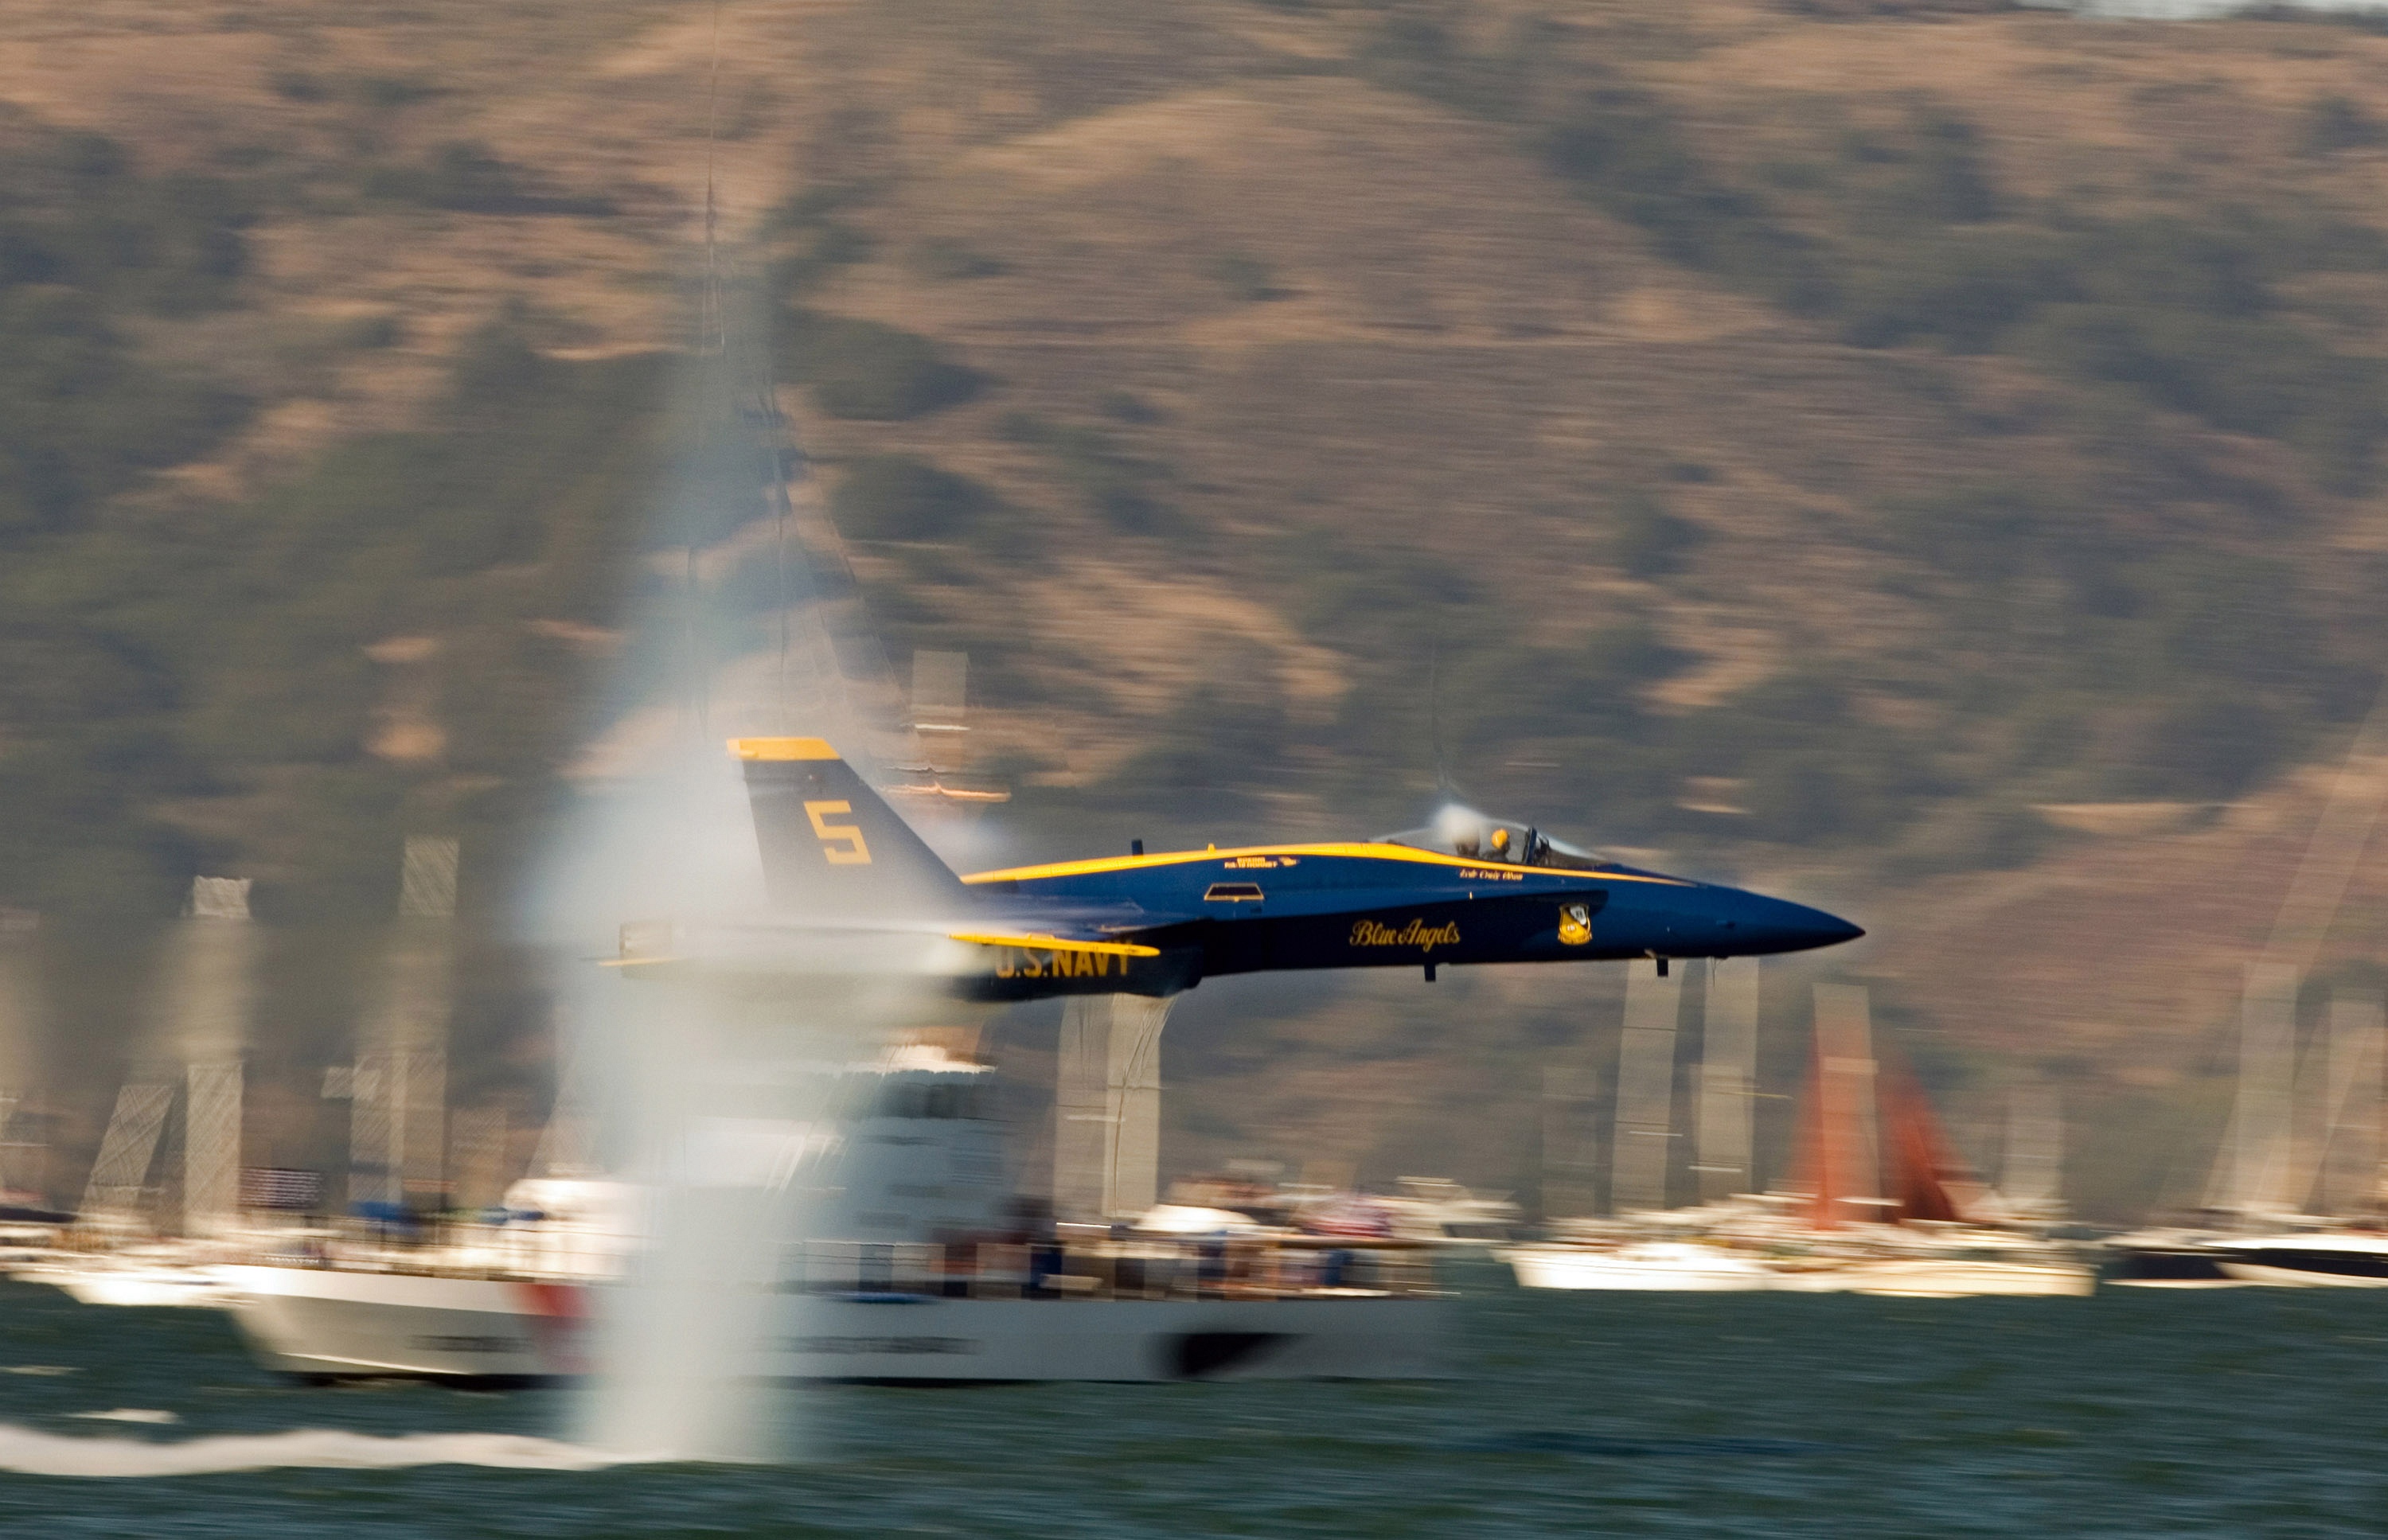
(1758, 986, 2092, 1298)
(1504, 983, 2093, 1296)
(2108, 688, 2388, 1286)
(2106, 984, 2388, 1287)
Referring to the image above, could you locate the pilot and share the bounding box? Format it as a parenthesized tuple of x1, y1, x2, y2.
(1488, 828, 1512, 862)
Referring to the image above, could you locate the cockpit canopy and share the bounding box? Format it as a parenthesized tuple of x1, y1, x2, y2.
(1377, 804, 1619, 871)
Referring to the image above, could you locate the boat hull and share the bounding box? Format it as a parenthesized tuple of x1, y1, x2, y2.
(38, 1265, 240, 1309)
(1500, 1246, 2093, 1297)
(2101, 1246, 2245, 1288)
(217, 1265, 1448, 1384)
(2213, 1246, 2388, 1288)
(1775, 1259, 2094, 1297)
(1500, 1245, 1777, 1292)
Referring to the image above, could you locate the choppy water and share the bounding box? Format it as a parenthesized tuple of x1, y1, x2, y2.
(1, 1267, 2382, 1537)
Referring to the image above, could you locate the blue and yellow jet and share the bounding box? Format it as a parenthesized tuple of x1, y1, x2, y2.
(728, 736, 1862, 1000)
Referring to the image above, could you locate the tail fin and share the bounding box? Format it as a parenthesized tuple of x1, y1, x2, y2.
(731, 738, 972, 916)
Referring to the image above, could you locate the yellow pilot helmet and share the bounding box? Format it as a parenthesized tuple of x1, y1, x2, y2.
(1489, 828, 1511, 856)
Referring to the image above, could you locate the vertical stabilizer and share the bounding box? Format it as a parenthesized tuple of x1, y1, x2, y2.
(730, 738, 971, 917)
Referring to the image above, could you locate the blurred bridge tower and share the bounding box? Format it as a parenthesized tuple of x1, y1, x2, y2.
(1539, 1055, 1605, 1221)
(349, 837, 458, 1212)
(884, 650, 1010, 844)
(2000, 1078, 2066, 1221)
(1053, 995, 1173, 1222)
(0, 907, 45, 1203)
(170, 876, 254, 1237)
(2223, 961, 2303, 1218)
(77, 875, 258, 1234)
(1610, 960, 1683, 1214)
(448, 1103, 513, 1214)
(1695, 957, 1759, 1204)
(79, 1082, 174, 1226)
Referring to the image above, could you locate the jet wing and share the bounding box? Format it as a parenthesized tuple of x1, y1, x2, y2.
(603, 902, 1200, 973)
(948, 930, 1158, 957)
(946, 897, 1200, 959)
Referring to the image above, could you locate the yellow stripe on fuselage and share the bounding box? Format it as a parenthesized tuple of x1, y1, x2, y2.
(948, 931, 1162, 957)
(961, 842, 1689, 887)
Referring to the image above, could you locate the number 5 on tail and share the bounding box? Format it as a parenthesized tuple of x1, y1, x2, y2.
(804, 800, 872, 864)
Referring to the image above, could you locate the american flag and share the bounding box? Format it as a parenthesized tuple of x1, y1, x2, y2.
(239, 1168, 323, 1211)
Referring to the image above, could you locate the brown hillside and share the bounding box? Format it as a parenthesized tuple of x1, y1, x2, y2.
(6, 0, 2388, 1217)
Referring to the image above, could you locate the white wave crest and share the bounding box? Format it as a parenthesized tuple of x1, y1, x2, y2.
(0, 1424, 632, 1477)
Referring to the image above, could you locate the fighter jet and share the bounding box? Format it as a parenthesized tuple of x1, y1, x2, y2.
(628, 735, 1863, 1001)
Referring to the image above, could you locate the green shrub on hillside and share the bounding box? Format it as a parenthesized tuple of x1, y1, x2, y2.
(1836, 229, 2070, 352)
(1873, 477, 2364, 808)
(1539, 88, 1836, 318)
(0, 291, 249, 540)
(1890, 110, 2000, 225)
(0, 314, 668, 916)
(235, 320, 662, 587)
(829, 454, 999, 542)
(775, 222, 877, 297)
(998, 412, 1177, 534)
(1209, 252, 1278, 302)
(1088, 673, 1294, 821)
(906, 237, 1006, 282)
(1608, 488, 1703, 578)
(1356, 13, 1550, 123)
(2133, 690, 2281, 800)
(0, 134, 259, 317)
(781, 309, 981, 420)
(1365, 25, 2388, 491)
(0, 131, 261, 541)
(363, 142, 616, 217)
(2300, 94, 2384, 156)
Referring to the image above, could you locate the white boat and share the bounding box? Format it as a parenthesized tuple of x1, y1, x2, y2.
(1502, 1235, 2093, 1296)
(216, 1047, 1448, 1383)
(2099, 1228, 2249, 1288)
(52, 1263, 240, 1309)
(1774, 1254, 2094, 1297)
(1500, 1240, 1777, 1292)
(2105, 1228, 2388, 1289)
(12, 1243, 244, 1308)
(219, 1263, 1439, 1384)
(2210, 1231, 2388, 1287)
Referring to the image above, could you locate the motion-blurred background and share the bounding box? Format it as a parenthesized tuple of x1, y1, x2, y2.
(4, 0, 2387, 1226)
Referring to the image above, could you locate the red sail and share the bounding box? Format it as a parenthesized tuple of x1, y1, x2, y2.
(1877, 1053, 1970, 1225)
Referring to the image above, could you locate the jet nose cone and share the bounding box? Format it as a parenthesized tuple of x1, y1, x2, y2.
(1778, 899, 1863, 952)
(1725, 892, 1865, 955)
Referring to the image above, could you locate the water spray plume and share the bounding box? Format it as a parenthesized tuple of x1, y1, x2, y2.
(529, 206, 942, 1460)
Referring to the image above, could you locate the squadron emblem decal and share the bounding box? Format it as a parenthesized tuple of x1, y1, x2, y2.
(1557, 903, 1594, 947)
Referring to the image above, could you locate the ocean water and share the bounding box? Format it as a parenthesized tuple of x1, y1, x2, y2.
(0, 1268, 2382, 1538)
